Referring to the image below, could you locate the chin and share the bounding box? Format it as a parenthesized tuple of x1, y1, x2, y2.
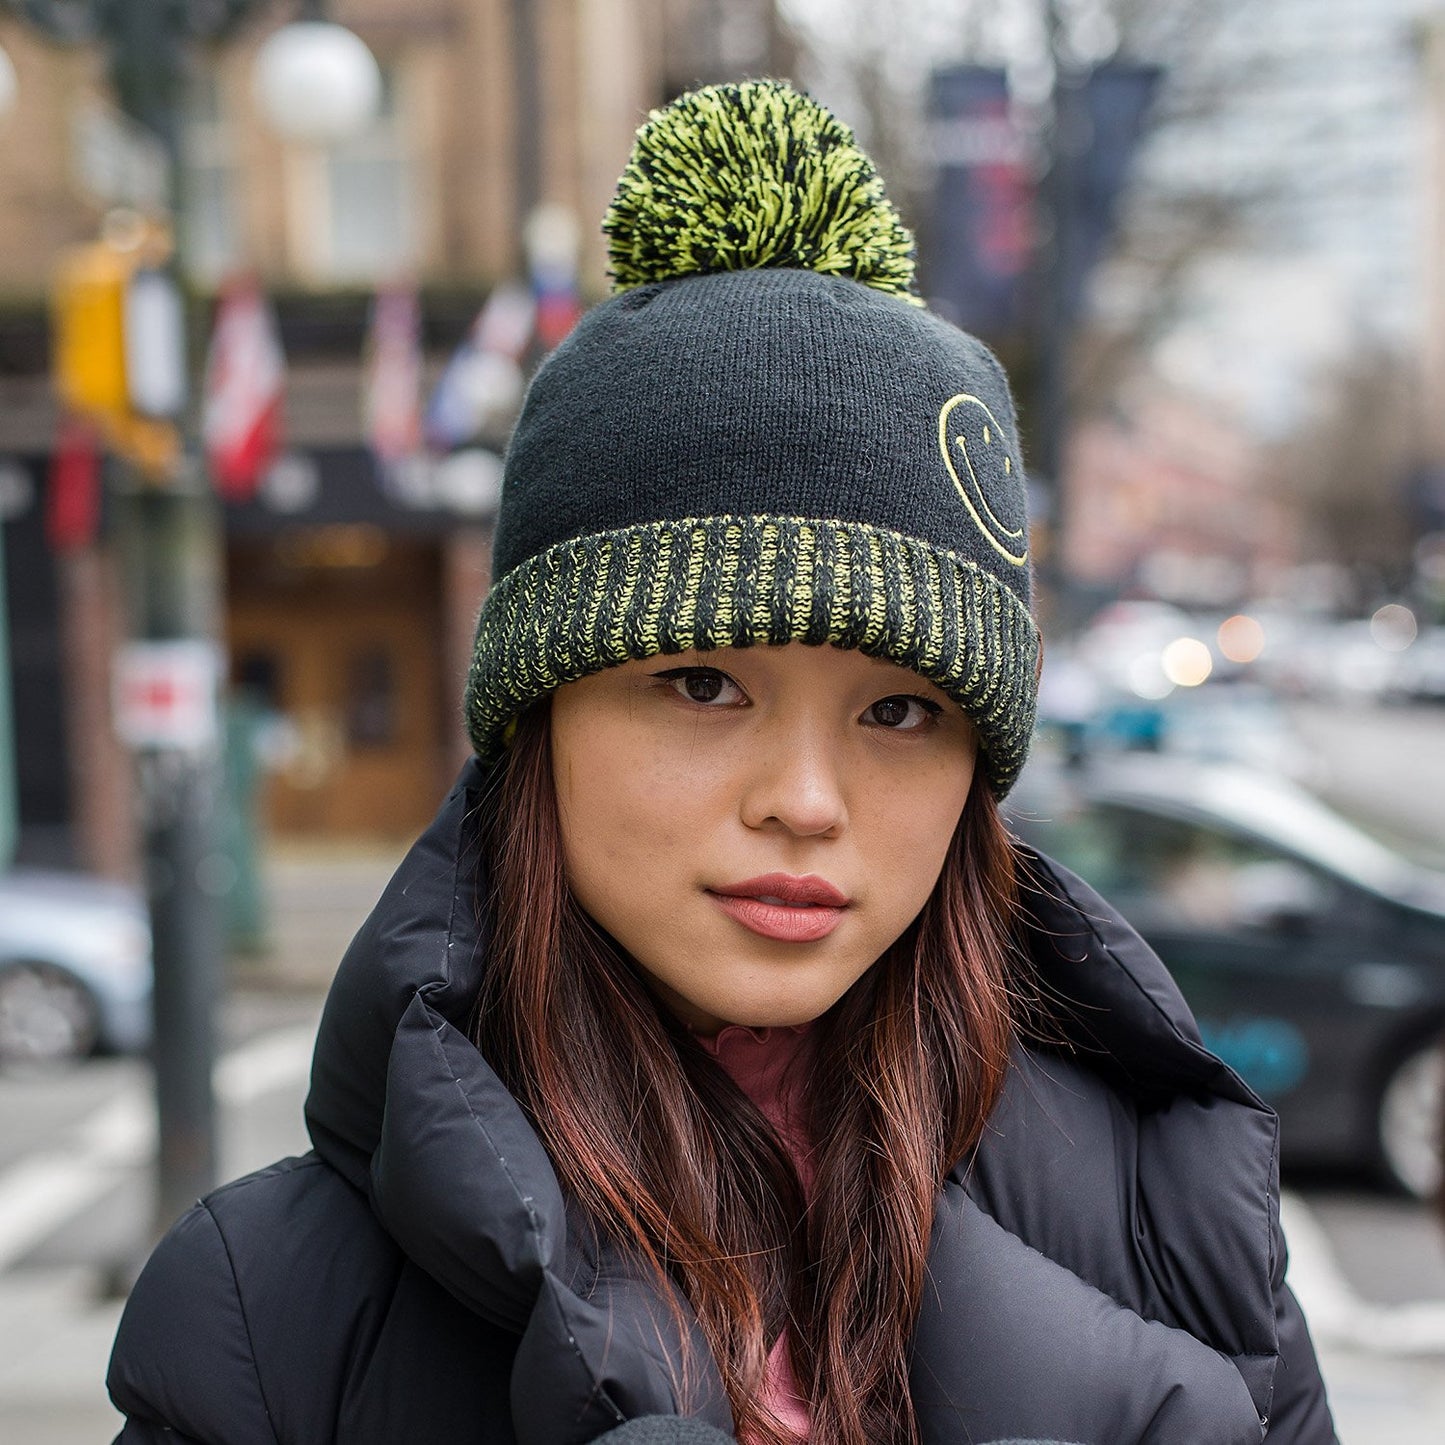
(697, 984, 845, 1033)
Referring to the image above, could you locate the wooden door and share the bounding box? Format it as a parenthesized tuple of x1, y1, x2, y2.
(227, 532, 450, 840)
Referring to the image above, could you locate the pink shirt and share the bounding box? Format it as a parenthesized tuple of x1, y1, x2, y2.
(697, 1024, 814, 1441)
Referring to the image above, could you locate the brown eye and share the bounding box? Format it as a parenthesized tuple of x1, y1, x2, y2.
(654, 668, 745, 706)
(683, 671, 724, 703)
(866, 695, 940, 730)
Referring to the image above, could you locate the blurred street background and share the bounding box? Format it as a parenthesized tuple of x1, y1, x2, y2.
(0, 0, 1443, 1440)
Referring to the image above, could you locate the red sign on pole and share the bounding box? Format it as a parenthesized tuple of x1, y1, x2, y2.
(112, 641, 221, 750)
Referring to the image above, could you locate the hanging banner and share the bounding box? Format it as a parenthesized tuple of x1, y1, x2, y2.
(1056, 63, 1162, 326)
(203, 275, 286, 502)
(362, 282, 424, 483)
(925, 68, 1035, 337)
(525, 203, 583, 353)
(926, 63, 1160, 339)
(424, 283, 533, 452)
(46, 413, 103, 552)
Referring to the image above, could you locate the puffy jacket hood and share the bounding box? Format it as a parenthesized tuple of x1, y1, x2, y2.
(304, 758, 1289, 1444)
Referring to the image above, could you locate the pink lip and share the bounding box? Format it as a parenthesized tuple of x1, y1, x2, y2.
(707, 873, 850, 943)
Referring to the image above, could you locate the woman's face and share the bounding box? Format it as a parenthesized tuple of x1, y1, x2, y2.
(549, 643, 979, 1035)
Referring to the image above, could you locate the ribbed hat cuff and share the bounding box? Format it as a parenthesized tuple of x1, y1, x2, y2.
(465, 514, 1039, 796)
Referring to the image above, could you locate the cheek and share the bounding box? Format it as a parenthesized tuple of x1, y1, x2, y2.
(552, 727, 706, 915)
(864, 766, 974, 924)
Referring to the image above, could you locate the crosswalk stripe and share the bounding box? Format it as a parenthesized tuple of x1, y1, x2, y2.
(0, 1025, 315, 1273)
(1282, 1191, 1445, 1355)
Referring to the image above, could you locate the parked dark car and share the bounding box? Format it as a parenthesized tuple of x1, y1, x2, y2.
(1005, 755, 1445, 1198)
(0, 869, 152, 1066)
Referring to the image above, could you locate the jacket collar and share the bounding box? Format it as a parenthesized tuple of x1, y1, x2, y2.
(1012, 842, 1265, 1108)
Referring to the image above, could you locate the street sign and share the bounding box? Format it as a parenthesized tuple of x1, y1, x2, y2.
(113, 640, 222, 751)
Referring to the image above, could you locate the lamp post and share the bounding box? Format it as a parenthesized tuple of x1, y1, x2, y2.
(1032, 0, 1083, 635)
(0, 1, 379, 1239)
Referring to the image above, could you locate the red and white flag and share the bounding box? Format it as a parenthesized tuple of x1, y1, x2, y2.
(203, 276, 285, 502)
(362, 283, 423, 467)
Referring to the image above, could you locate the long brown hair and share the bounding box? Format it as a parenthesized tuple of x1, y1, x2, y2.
(473, 700, 1021, 1444)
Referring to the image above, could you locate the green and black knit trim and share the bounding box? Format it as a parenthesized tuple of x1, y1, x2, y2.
(604, 80, 921, 303)
(464, 515, 1039, 796)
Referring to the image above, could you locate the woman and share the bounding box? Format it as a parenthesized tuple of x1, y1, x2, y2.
(107, 82, 1337, 1444)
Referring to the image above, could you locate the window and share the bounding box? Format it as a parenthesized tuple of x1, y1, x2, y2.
(1053, 804, 1337, 933)
(344, 648, 397, 748)
(234, 650, 283, 711)
(183, 69, 241, 283)
(287, 64, 416, 283)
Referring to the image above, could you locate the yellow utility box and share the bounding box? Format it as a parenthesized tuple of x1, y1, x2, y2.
(51, 226, 183, 479)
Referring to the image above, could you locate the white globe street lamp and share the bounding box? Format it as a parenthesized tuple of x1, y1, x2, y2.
(252, 21, 382, 145)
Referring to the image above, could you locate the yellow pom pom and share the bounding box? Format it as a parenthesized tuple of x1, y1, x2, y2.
(604, 80, 920, 302)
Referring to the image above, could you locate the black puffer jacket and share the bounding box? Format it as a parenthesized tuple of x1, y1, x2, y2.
(107, 759, 1338, 1444)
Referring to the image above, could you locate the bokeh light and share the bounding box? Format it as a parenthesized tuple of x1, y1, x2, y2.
(1369, 604, 1417, 652)
(1126, 652, 1174, 700)
(1217, 613, 1266, 664)
(1161, 636, 1214, 687)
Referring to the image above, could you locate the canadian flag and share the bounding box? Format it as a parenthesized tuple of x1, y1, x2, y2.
(362, 282, 423, 467)
(203, 276, 285, 502)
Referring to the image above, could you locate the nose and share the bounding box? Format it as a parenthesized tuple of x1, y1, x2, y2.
(738, 731, 849, 839)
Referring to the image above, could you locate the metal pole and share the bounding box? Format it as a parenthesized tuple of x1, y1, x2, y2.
(105, 1, 224, 1235)
(114, 489, 224, 1232)
(1033, 0, 1081, 631)
(0, 509, 16, 870)
(512, 0, 542, 247)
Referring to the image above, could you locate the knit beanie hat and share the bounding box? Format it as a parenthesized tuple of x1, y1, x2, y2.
(464, 81, 1040, 796)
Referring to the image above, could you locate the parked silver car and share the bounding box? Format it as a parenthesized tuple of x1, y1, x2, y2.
(0, 869, 152, 1065)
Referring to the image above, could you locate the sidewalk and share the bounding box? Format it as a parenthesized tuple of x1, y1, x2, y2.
(0, 1267, 125, 1443)
(233, 841, 407, 993)
(1315, 1341, 1445, 1442)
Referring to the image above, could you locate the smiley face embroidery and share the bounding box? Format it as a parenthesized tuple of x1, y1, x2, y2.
(937, 393, 1029, 566)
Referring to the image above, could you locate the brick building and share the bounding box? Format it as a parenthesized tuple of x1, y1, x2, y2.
(0, 0, 792, 870)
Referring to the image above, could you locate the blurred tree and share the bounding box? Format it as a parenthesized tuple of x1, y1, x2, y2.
(785, 0, 1420, 405)
(1265, 345, 1420, 601)
(782, 0, 1266, 401)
